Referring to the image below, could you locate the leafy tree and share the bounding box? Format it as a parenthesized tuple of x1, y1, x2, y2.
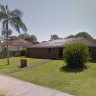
(66, 32, 93, 40)
(18, 33, 30, 40)
(66, 35, 75, 38)
(0, 4, 27, 64)
(75, 32, 93, 39)
(18, 33, 38, 44)
(50, 34, 59, 40)
(29, 35, 38, 44)
(9, 35, 18, 40)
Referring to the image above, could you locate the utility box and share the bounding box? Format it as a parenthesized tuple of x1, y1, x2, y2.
(21, 59, 27, 68)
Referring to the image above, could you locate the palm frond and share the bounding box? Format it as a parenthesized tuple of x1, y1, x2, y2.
(2, 20, 6, 31)
(0, 4, 7, 21)
(16, 16, 27, 32)
(0, 4, 27, 35)
(0, 4, 5, 11)
(10, 16, 27, 33)
(9, 21, 21, 34)
(11, 9, 23, 17)
(20, 22, 27, 32)
(0, 5, 11, 20)
(0, 12, 6, 21)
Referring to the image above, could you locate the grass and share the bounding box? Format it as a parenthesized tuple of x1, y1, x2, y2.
(0, 57, 96, 96)
(0, 57, 47, 74)
(9, 60, 96, 96)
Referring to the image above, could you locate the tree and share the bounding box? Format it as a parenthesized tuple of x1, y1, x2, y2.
(66, 35, 75, 38)
(9, 35, 18, 40)
(0, 4, 27, 64)
(50, 34, 60, 40)
(29, 35, 38, 44)
(18, 33, 38, 44)
(18, 33, 30, 40)
(75, 32, 93, 40)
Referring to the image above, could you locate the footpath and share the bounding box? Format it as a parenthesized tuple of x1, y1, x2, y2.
(0, 74, 72, 96)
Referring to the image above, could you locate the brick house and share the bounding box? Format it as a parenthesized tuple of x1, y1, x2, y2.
(27, 37, 96, 60)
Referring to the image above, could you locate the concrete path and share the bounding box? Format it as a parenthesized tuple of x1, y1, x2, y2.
(0, 75, 72, 96)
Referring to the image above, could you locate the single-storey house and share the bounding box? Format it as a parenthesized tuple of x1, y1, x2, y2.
(27, 37, 96, 60)
(0, 39, 33, 57)
(0, 43, 4, 52)
(4, 39, 33, 52)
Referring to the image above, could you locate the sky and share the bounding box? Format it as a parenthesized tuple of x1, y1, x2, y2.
(1, 0, 96, 41)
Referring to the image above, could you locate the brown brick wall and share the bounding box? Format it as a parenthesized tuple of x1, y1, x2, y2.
(89, 47, 96, 60)
(27, 47, 96, 60)
(27, 48, 60, 59)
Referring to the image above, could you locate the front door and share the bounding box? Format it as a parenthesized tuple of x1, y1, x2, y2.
(59, 48, 63, 58)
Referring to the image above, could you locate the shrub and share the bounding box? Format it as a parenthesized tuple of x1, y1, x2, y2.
(20, 49, 26, 56)
(63, 42, 89, 67)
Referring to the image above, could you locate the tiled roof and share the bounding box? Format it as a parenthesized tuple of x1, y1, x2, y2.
(4, 39, 33, 47)
(28, 37, 96, 48)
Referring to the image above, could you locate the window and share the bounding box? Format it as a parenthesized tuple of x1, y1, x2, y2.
(5, 48, 6, 51)
(48, 48, 51, 53)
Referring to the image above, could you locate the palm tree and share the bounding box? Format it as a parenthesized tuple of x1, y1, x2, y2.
(0, 4, 27, 65)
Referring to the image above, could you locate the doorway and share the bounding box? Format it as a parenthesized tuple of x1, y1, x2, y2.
(59, 48, 63, 58)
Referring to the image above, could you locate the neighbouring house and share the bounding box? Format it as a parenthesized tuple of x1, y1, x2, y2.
(27, 37, 96, 60)
(0, 42, 8, 58)
(0, 39, 33, 58)
(5, 39, 33, 51)
(0, 42, 4, 52)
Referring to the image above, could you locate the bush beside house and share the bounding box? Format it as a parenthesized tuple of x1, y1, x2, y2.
(63, 42, 89, 68)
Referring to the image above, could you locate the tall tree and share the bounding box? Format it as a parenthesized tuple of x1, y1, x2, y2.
(0, 4, 27, 64)
(18, 33, 30, 40)
(9, 35, 18, 40)
(18, 33, 38, 44)
(29, 35, 38, 44)
(50, 34, 59, 40)
(75, 32, 93, 40)
(66, 35, 75, 38)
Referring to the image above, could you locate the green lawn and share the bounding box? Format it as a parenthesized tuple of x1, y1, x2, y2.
(9, 60, 96, 96)
(0, 57, 96, 96)
(0, 57, 47, 74)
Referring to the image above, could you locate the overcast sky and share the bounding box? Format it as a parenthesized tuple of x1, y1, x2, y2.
(1, 0, 96, 41)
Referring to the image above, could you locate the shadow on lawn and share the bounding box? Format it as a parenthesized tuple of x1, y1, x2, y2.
(60, 65, 87, 73)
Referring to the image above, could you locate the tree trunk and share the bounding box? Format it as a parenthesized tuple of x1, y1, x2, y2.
(6, 20, 10, 65)
(6, 34, 9, 65)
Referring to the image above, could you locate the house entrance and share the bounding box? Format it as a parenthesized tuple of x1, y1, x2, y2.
(59, 48, 63, 58)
